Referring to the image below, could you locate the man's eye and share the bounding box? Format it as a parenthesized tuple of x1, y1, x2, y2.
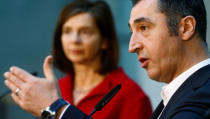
(139, 26, 148, 31)
(129, 31, 133, 37)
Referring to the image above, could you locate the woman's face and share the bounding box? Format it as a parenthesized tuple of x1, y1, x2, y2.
(61, 13, 105, 64)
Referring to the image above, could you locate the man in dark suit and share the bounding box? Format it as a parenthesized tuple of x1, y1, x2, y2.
(128, 0, 210, 118)
(3, 0, 210, 119)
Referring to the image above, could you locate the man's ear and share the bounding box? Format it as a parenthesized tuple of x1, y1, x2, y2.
(178, 16, 196, 41)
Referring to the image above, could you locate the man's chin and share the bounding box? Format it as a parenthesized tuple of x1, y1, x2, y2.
(150, 77, 162, 82)
(148, 74, 165, 83)
(147, 71, 158, 81)
(149, 76, 170, 83)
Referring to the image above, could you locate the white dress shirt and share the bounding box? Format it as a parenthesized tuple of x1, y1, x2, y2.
(158, 58, 210, 118)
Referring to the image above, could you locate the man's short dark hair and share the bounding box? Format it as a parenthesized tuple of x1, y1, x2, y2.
(132, 0, 207, 46)
(53, 0, 119, 74)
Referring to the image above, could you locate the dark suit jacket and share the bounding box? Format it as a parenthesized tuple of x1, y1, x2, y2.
(151, 64, 210, 119)
(61, 105, 91, 119)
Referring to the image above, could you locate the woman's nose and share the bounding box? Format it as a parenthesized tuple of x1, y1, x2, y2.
(71, 32, 81, 43)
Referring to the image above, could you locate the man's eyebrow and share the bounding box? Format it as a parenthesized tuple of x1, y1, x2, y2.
(128, 17, 152, 29)
(134, 17, 152, 24)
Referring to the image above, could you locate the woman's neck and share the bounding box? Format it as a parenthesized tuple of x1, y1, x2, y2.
(72, 55, 105, 91)
(74, 67, 104, 90)
(72, 58, 106, 105)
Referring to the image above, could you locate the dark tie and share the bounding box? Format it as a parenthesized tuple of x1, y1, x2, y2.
(150, 101, 164, 119)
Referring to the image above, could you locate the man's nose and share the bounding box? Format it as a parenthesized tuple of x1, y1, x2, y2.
(128, 34, 143, 53)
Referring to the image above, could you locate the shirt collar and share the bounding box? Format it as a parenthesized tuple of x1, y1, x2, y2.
(161, 58, 210, 106)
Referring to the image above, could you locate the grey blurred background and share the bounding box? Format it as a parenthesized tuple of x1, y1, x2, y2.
(0, 0, 209, 118)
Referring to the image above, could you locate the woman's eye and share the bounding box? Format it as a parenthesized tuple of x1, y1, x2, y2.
(81, 29, 92, 35)
(63, 28, 71, 34)
(82, 30, 88, 34)
(83, 30, 90, 34)
(63, 30, 70, 34)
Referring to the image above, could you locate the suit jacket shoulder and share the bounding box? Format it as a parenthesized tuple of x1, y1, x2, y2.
(155, 64, 210, 119)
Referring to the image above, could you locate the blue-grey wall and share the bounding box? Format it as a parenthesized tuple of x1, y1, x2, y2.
(0, 0, 71, 118)
(0, 0, 209, 118)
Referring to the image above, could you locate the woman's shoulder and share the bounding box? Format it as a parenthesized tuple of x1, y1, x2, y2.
(58, 74, 72, 85)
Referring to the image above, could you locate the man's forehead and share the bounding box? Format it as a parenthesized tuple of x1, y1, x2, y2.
(129, 0, 157, 24)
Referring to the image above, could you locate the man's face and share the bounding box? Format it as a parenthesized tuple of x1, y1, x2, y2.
(129, 0, 182, 83)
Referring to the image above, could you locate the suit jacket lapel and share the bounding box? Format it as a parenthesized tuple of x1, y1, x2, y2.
(159, 64, 210, 119)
